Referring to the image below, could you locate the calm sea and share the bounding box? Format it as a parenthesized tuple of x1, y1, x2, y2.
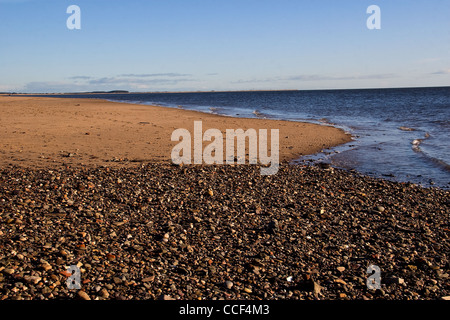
(33, 87, 450, 189)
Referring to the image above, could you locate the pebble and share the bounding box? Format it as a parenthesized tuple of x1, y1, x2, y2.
(0, 163, 448, 301)
(100, 289, 110, 299)
(24, 276, 42, 285)
(41, 263, 52, 272)
(77, 291, 91, 300)
(225, 281, 233, 289)
(3, 268, 15, 275)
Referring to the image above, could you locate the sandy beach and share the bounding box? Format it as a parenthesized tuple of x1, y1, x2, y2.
(0, 95, 351, 169)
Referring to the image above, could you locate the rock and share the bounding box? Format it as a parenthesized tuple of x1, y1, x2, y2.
(142, 276, 155, 282)
(337, 267, 345, 272)
(100, 289, 110, 299)
(77, 291, 91, 300)
(3, 268, 15, 275)
(398, 126, 416, 131)
(225, 281, 233, 289)
(376, 206, 385, 212)
(106, 253, 116, 261)
(334, 278, 347, 286)
(24, 276, 42, 285)
(441, 296, 450, 301)
(41, 263, 52, 272)
(313, 282, 323, 295)
(113, 277, 122, 285)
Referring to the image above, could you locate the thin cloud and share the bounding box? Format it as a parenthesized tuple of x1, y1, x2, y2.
(21, 75, 196, 93)
(119, 73, 192, 78)
(88, 77, 194, 85)
(431, 69, 450, 75)
(232, 73, 397, 84)
(68, 76, 93, 80)
(286, 73, 396, 81)
(23, 81, 91, 93)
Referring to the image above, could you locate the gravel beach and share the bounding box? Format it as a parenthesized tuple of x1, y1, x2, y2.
(1, 162, 448, 300)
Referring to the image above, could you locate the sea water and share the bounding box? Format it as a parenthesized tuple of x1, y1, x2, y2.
(34, 87, 450, 188)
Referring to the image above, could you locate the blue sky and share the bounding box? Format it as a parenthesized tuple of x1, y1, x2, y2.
(1, 0, 449, 92)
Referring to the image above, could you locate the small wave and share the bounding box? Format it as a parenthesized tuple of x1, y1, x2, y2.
(252, 109, 272, 119)
(411, 133, 450, 172)
(318, 118, 334, 125)
(411, 132, 432, 148)
(252, 109, 264, 117)
(411, 139, 423, 151)
(411, 132, 430, 151)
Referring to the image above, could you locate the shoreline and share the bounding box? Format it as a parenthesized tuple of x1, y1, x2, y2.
(0, 95, 352, 169)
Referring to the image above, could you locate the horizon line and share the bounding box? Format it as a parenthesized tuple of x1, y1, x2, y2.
(2, 85, 450, 95)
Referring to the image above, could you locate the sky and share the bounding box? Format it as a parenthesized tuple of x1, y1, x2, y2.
(0, 0, 449, 93)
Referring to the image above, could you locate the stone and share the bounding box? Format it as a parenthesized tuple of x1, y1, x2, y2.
(142, 276, 155, 282)
(41, 263, 52, 272)
(334, 278, 347, 286)
(337, 266, 345, 272)
(3, 268, 15, 275)
(225, 281, 233, 289)
(106, 253, 116, 261)
(78, 291, 91, 300)
(313, 282, 323, 295)
(100, 289, 110, 299)
(24, 276, 42, 285)
(113, 277, 122, 284)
